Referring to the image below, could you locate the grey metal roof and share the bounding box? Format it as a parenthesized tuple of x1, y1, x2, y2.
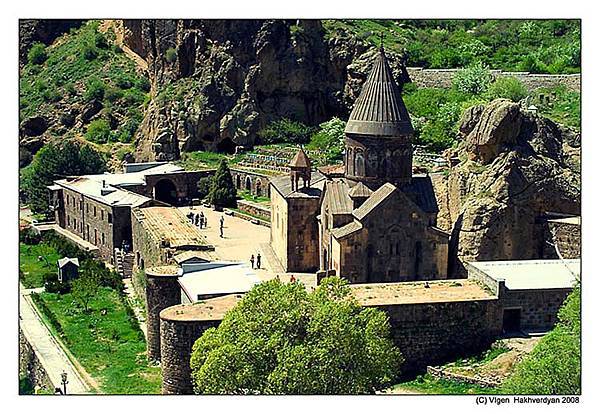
(353, 183, 397, 220)
(324, 180, 354, 215)
(58, 257, 79, 268)
(331, 220, 363, 240)
(270, 171, 327, 199)
(345, 48, 414, 137)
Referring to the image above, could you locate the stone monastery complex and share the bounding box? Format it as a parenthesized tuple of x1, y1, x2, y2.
(39, 47, 581, 395)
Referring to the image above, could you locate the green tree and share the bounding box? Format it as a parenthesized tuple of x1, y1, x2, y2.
(28, 43, 47, 65)
(71, 269, 100, 312)
(453, 62, 492, 95)
(21, 140, 106, 214)
(502, 286, 580, 394)
(197, 176, 212, 199)
(207, 160, 237, 208)
(257, 118, 315, 145)
(307, 117, 346, 163)
(486, 77, 528, 102)
(190, 277, 402, 394)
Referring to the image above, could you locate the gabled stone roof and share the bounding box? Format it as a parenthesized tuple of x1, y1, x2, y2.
(348, 182, 373, 199)
(270, 171, 326, 198)
(324, 180, 354, 215)
(331, 220, 363, 240)
(345, 48, 414, 137)
(353, 182, 397, 220)
(289, 147, 311, 168)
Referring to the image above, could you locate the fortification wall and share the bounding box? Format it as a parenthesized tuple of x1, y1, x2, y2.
(230, 168, 273, 198)
(372, 298, 503, 374)
(407, 67, 580, 92)
(160, 318, 219, 394)
(145, 269, 181, 361)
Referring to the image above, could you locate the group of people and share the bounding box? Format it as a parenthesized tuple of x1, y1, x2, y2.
(187, 211, 207, 229)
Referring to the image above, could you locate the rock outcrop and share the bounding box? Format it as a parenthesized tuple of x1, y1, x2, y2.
(19, 19, 83, 65)
(432, 100, 580, 276)
(122, 19, 410, 161)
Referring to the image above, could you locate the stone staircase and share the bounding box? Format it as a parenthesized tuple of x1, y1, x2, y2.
(114, 249, 135, 279)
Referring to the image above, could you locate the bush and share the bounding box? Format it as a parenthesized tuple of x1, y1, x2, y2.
(165, 48, 177, 63)
(486, 77, 528, 102)
(105, 86, 124, 103)
(306, 117, 346, 163)
(84, 78, 106, 102)
(453, 62, 492, 95)
(136, 77, 151, 93)
(27, 43, 47, 65)
(19, 226, 41, 245)
(94, 31, 109, 49)
(43, 272, 71, 294)
(257, 118, 315, 145)
(85, 119, 112, 143)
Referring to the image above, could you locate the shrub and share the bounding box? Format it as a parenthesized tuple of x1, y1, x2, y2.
(165, 48, 177, 63)
(84, 78, 106, 102)
(19, 226, 41, 245)
(28, 43, 47, 65)
(453, 62, 492, 95)
(486, 77, 528, 102)
(85, 119, 112, 143)
(257, 118, 315, 145)
(306, 117, 346, 163)
(94, 31, 109, 49)
(136, 77, 151, 93)
(43, 272, 71, 294)
(105, 86, 124, 103)
(81, 42, 98, 60)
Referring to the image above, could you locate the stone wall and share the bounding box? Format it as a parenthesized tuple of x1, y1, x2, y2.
(372, 298, 503, 374)
(407, 67, 580, 92)
(145, 270, 182, 361)
(499, 288, 571, 330)
(19, 329, 53, 393)
(159, 318, 218, 394)
(545, 221, 581, 259)
(141, 170, 213, 204)
(285, 197, 322, 272)
(230, 168, 273, 198)
(236, 200, 271, 221)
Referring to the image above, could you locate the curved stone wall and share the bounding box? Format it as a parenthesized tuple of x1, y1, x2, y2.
(145, 266, 181, 361)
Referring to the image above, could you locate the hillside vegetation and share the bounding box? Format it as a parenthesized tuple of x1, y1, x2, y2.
(19, 20, 149, 146)
(323, 20, 580, 74)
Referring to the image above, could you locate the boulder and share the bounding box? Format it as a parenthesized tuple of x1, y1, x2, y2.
(80, 99, 103, 124)
(20, 116, 48, 137)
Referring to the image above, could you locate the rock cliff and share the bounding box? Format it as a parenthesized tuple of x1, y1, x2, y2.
(121, 19, 409, 161)
(431, 99, 580, 276)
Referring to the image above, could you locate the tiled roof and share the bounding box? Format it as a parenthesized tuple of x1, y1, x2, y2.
(348, 182, 373, 198)
(400, 175, 439, 214)
(345, 48, 414, 137)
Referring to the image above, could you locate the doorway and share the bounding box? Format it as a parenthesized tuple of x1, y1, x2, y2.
(502, 308, 522, 333)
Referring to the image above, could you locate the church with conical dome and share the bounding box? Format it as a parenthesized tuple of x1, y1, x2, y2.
(269, 47, 449, 282)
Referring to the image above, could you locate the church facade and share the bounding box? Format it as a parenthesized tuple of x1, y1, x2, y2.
(270, 47, 449, 283)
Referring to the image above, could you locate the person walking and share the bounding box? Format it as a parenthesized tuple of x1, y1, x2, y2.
(195, 214, 200, 227)
(256, 253, 261, 269)
(250, 254, 255, 269)
(200, 212, 205, 229)
(290, 274, 296, 283)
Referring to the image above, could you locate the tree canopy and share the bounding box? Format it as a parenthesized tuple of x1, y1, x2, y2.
(21, 140, 106, 214)
(207, 160, 237, 208)
(190, 277, 402, 394)
(502, 286, 580, 394)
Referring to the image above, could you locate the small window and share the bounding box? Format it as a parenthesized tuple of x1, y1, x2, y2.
(108, 213, 112, 224)
(101, 210, 104, 220)
(101, 232, 105, 245)
(94, 206, 97, 217)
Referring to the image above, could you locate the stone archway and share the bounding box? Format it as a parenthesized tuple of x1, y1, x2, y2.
(245, 176, 252, 192)
(256, 180, 263, 197)
(154, 178, 178, 205)
(236, 174, 241, 189)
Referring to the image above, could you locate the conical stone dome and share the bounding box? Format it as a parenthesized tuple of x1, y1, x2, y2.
(344, 48, 414, 137)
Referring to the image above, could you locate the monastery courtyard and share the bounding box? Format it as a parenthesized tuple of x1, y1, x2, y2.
(177, 205, 317, 288)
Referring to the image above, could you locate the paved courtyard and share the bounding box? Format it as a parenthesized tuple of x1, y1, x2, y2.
(178, 205, 317, 289)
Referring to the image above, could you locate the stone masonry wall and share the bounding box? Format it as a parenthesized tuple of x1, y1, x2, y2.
(373, 298, 503, 374)
(19, 329, 53, 393)
(160, 318, 219, 395)
(407, 67, 580, 92)
(286, 197, 321, 272)
(231, 168, 273, 198)
(500, 288, 571, 330)
(546, 222, 581, 259)
(236, 200, 271, 221)
(145, 274, 182, 361)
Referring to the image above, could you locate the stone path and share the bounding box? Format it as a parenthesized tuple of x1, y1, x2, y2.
(19, 284, 91, 394)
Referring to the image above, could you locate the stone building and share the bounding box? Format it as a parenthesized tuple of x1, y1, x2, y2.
(57, 257, 79, 283)
(270, 47, 449, 282)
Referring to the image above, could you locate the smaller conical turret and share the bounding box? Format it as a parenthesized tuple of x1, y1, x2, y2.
(289, 146, 311, 191)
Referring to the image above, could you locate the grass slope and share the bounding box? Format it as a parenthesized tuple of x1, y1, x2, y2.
(32, 288, 161, 394)
(19, 242, 61, 288)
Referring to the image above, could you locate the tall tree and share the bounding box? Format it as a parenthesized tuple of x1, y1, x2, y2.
(71, 268, 101, 312)
(207, 160, 237, 208)
(21, 140, 106, 214)
(190, 277, 402, 394)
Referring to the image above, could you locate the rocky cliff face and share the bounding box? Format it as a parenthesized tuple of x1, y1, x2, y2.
(122, 19, 408, 161)
(19, 19, 83, 65)
(431, 99, 580, 276)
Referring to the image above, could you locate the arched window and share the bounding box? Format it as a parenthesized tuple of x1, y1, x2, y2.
(236, 175, 241, 189)
(245, 176, 252, 191)
(355, 150, 365, 176)
(347, 147, 354, 175)
(256, 180, 262, 197)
